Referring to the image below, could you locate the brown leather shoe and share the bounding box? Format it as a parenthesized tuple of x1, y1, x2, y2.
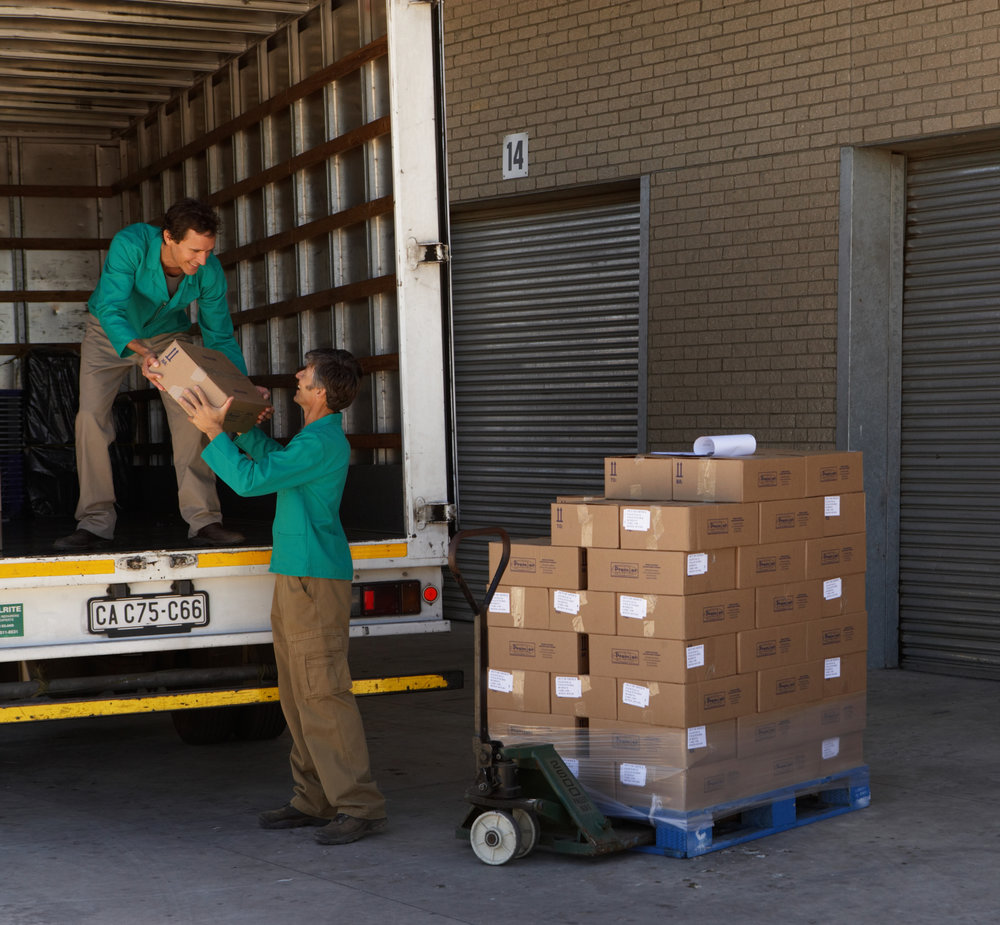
(53, 528, 112, 551)
(193, 522, 245, 546)
(314, 814, 388, 845)
(259, 803, 328, 830)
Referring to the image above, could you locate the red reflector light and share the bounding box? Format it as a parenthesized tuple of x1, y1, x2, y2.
(364, 589, 375, 611)
(423, 585, 439, 604)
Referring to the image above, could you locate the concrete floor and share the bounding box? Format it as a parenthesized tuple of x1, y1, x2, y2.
(1, 620, 997, 925)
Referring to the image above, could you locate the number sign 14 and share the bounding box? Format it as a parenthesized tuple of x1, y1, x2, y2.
(503, 133, 528, 179)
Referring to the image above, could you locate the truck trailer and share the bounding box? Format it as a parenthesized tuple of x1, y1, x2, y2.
(0, 0, 456, 741)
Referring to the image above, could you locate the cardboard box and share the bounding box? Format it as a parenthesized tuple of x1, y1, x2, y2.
(755, 580, 823, 628)
(818, 572, 867, 617)
(805, 533, 867, 580)
(671, 454, 806, 503)
(737, 692, 867, 757)
(736, 540, 807, 588)
(737, 623, 810, 673)
(756, 660, 824, 712)
(487, 709, 581, 743)
(550, 674, 618, 720)
(822, 650, 867, 698)
(156, 340, 269, 433)
(614, 758, 746, 812)
(619, 501, 758, 551)
(589, 718, 737, 766)
(489, 538, 586, 590)
(487, 627, 588, 674)
(784, 450, 864, 497)
(617, 673, 757, 727)
(551, 497, 620, 548)
(548, 589, 616, 635)
(820, 491, 866, 537)
(486, 585, 550, 629)
(758, 496, 824, 544)
(587, 546, 736, 595)
(604, 455, 674, 500)
(485, 667, 550, 714)
(616, 588, 755, 639)
(589, 633, 737, 684)
(808, 612, 868, 660)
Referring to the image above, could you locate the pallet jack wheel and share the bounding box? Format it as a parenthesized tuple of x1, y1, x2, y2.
(512, 808, 539, 859)
(469, 810, 521, 865)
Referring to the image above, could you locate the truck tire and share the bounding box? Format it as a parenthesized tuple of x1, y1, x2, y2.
(234, 702, 287, 740)
(171, 707, 237, 745)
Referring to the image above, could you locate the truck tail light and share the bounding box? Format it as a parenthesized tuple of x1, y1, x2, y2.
(357, 580, 422, 617)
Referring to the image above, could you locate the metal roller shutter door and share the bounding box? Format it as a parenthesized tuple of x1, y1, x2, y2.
(445, 196, 642, 615)
(900, 149, 1000, 679)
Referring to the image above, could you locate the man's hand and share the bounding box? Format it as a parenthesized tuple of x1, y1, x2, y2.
(254, 384, 275, 425)
(177, 385, 231, 441)
(127, 340, 164, 390)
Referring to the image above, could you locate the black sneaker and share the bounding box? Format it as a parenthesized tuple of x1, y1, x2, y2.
(53, 528, 112, 551)
(314, 814, 388, 846)
(258, 803, 328, 830)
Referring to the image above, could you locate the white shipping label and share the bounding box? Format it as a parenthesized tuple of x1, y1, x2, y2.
(622, 682, 651, 708)
(488, 669, 514, 693)
(824, 495, 842, 517)
(687, 552, 709, 576)
(553, 590, 581, 615)
(622, 508, 651, 532)
(488, 592, 511, 614)
(619, 762, 648, 787)
(825, 657, 842, 679)
(686, 644, 706, 669)
(822, 736, 841, 760)
(823, 578, 843, 601)
(555, 676, 583, 699)
(620, 595, 648, 620)
(564, 757, 580, 776)
(687, 725, 708, 750)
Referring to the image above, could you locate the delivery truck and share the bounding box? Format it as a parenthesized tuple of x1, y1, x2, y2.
(0, 0, 456, 741)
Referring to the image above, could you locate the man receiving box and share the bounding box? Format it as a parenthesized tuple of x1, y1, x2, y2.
(56, 198, 268, 551)
(179, 348, 387, 846)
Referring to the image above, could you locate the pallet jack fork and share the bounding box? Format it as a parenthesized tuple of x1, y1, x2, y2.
(448, 527, 654, 865)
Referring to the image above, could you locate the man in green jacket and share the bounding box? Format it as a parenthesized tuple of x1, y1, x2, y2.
(179, 347, 388, 846)
(55, 198, 265, 551)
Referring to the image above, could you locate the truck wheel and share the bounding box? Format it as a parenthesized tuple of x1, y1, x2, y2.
(171, 707, 237, 745)
(234, 702, 287, 740)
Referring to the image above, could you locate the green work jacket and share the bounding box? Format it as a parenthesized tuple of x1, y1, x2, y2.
(88, 222, 247, 373)
(201, 414, 353, 580)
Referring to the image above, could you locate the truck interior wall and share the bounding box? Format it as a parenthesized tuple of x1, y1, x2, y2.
(1, 1, 408, 547)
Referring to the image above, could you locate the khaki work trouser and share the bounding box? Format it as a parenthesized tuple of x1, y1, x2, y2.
(74, 316, 222, 538)
(271, 574, 386, 821)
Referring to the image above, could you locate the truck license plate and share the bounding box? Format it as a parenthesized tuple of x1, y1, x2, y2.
(88, 591, 209, 636)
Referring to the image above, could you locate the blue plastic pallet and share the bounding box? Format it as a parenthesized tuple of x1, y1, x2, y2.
(631, 764, 871, 859)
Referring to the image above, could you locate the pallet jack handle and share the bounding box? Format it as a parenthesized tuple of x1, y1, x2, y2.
(447, 527, 510, 746)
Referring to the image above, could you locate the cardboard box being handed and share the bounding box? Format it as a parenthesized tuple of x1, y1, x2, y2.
(156, 340, 269, 434)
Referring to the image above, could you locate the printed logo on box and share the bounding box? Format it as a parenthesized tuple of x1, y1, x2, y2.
(611, 647, 640, 667)
(507, 640, 536, 659)
(707, 517, 730, 536)
(757, 470, 778, 488)
(772, 594, 793, 612)
(610, 561, 640, 579)
(510, 556, 538, 574)
(776, 677, 798, 695)
(756, 555, 777, 574)
(821, 629, 843, 646)
(756, 640, 778, 658)
(819, 466, 838, 483)
(821, 549, 841, 567)
(775, 513, 795, 530)
(702, 604, 725, 624)
(703, 691, 728, 711)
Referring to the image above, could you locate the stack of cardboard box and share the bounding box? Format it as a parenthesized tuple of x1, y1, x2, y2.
(485, 450, 867, 814)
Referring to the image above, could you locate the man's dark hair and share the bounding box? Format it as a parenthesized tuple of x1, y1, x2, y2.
(305, 348, 362, 412)
(162, 198, 220, 242)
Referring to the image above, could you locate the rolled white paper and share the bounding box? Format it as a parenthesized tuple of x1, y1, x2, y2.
(692, 433, 757, 456)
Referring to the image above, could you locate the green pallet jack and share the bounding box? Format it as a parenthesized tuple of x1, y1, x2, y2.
(448, 527, 655, 865)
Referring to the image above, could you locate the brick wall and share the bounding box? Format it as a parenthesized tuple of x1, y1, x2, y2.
(443, 0, 1000, 449)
